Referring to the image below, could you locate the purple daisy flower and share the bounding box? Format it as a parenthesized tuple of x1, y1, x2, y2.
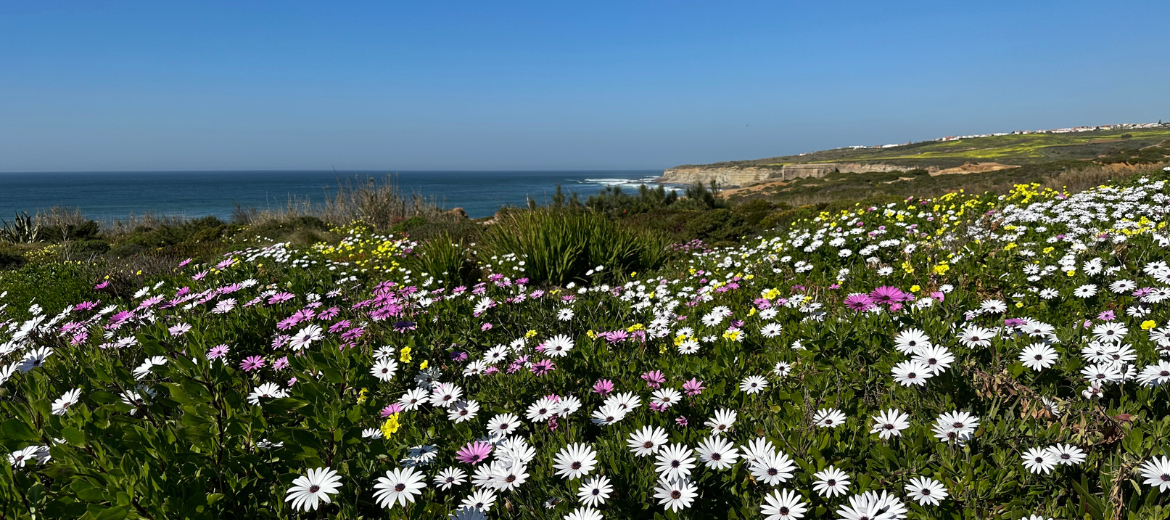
(240, 356, 265, 372)
(456, 442, 492, 465)
(844, 294, 874, 312)
(869, 286, 907, 305)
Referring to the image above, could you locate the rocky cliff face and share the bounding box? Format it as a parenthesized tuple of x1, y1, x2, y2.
(660, 163, 932, 187)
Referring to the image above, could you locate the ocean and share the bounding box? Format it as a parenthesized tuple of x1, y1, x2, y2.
(0, 170, 671, 221)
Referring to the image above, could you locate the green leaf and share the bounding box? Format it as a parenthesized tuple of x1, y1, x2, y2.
(62, 426, 85, 445)
(261, 398, 310, 414)
(93, 506, 130, 520)
(320, 367, 344, 384)
(1123, 427, 1145, 454)
(1, 419, 38, 442)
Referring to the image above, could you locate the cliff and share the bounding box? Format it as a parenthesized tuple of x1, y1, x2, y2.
(660, 163, 933, 187)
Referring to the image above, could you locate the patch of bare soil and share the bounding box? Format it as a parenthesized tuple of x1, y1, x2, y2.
(932, 162, 1018, 176)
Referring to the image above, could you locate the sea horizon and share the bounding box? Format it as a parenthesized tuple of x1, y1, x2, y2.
(0, 169, 673, 221)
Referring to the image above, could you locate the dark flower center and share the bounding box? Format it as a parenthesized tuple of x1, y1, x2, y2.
(571, 462, 581, 470)
(309, 485, 320, 493)
(884, 424, 895, 430)
(671, 460, 680, 468)
(921, 489, 931, 495)
(826, 479, 836, 485)
(505, 475, 516, 483)
(394, 483, 406, 492)
(711, 453, 722, 460)
(643, 442, 654, 449)
(592, 489, 600, 495)
(670, 490, 681, 499)
(768, 468, 778, 476)
(780, 507, 789, 514)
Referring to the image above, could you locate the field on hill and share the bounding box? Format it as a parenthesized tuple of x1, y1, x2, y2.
(676, 127, 1170, 171)
(2, 166, 1170, 519)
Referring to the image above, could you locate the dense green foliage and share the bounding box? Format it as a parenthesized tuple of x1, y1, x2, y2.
(481, 209, 671, 285)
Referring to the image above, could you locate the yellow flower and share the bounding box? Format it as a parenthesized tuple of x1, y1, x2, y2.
(1142, 320, 1157, 331)
(1066, 270, 1076, 277)
(932, 263, 950, 276)
(901, 261, 914, 274)
(357, 388, 369, 405)
(419, 360, 429, 370)
(586, 330, 596, 339)
(525, 330, 537, 339)
(909, 285, 920, 293)
(748, 307, 757, 316)
(627, 323, 645, 332)
(399, 346, 413, 364)
(1015, 302, 1024, 308)
(380, 414, 401, 437)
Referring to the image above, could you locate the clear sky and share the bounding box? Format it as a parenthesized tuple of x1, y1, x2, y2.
(2, 1, 1168, 172)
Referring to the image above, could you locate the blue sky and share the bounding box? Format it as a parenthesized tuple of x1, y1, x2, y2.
(2, 1, 1168, 171)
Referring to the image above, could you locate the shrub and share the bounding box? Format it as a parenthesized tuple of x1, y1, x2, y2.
(482, 209, 669, 285)
(685, 208, 750, 242)
(405, 233, 481, 286)
(0, 248, 26, 270)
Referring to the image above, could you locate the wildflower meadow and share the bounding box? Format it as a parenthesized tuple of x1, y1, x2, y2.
(4, 172, 1170, 520)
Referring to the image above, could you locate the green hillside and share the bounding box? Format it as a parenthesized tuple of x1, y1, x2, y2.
(675, 125, 1170, 170)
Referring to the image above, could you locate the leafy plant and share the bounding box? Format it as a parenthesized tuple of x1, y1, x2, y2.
(482, 208, 669, 285)
(0, 212, 40, 244)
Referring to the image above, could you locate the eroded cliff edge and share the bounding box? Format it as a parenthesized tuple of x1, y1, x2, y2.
(659, 163, 935, 187)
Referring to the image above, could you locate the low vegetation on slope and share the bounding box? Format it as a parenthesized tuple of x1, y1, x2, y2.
(674, 127, 1170, 171)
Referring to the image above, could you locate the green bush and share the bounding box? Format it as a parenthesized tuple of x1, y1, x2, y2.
(0, 248, 26, 270)
(39, 220, 101, 243)
(685, 208, 750, 242)
(68, 239, 112, 257)
(0, 262, 98, 319)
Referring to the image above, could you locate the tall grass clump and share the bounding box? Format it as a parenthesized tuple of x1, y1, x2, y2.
(405, 233, 481, 286)
(482, 208, 670, 285)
